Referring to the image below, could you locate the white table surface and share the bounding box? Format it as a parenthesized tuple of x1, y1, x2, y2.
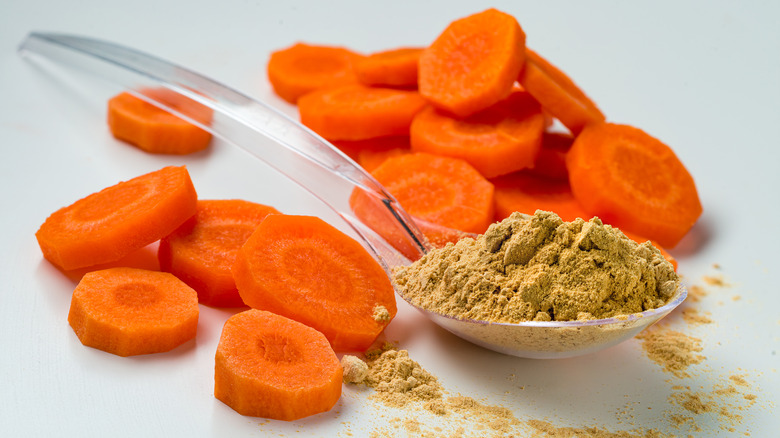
(1, 1, 778, 437)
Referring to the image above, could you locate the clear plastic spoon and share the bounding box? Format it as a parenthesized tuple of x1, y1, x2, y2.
(18, 32, 686, 359)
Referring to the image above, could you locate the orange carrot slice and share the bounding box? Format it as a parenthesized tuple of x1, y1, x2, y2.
(330, 135, 411, 169)
(354, 47, 423, 87)
(214, 309, 342, 420)
(410, 90, 545, 178)
(298, 84, 426, 141)
(518, 49, 605, 135)
(232, 214, 397, 352)
(36, 166, 198, 271)
(566, 123, 702, 248)
(370, 152, 495, 235)
(491, 171, 589, 222)
(68, 267, 199, 357)
(158, 200, 280, 308)
(418, 8, 526, 118)
(107, 88, 213, 155)
(267, 43, 363, 103)
(529, 131, 574, 180)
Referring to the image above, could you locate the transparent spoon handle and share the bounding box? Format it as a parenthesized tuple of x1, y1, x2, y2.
(18, 32, 428, 268)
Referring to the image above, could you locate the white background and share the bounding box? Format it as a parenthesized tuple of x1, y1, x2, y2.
(1, 1, 778, 437)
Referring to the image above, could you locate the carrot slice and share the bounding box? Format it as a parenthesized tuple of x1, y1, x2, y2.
(410, 90, 545, 178)
(529, 131, 574, 180)
(36, 166, 198, 271)
(67, 267, 199, 357)
(298, 84, 426, 141)
(158, 200, 280, 308)
(267, 43, 363, 103)
(622, 230, 678, 271)
(566, 123, 702, 248)
(214, 309, 342, 420)
(518, 49, 605, 135)
(418, 8, 526, 118)
(232, 214, 397, 352)
(354, 47, 423, 87)
(107, 88, 213, 155)
(491, 171, 589, 222)
(359, 146, 410, 173)
(330, 135, 411, 169)
(369, 152, 494, 235)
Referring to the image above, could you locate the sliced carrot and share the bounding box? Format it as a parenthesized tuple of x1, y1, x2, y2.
(158, 200, 280, 308)
(107, 88, 213, 155)
(359, 146, 410, 173)
(566, 123, 702, 248)
(354, 47, 423, 87)
(330, 136, 411, 169)
(267, 43, 363, 103)
(214, 309, 342, 420)
(410, 90, 545, 178)
(67, 267, 199, 357)
(491, 171, 589, 222)
(418, 8, 526, 118)
(518, 49, 605, 135)
(622, 230, 678, 271)
(232, 214, 397, 352)
(529, 131, 574, 180)
(298, 84, 426, 141)
(36, 166, 198, 271)
(369, 152, 494, 235)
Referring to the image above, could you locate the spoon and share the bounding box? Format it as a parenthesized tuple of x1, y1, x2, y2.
(17, 32, 686, 359)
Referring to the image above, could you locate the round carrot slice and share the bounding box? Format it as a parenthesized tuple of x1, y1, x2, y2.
(158, 200, 280, 308)
(410, 90, 545, 178)
(370, 152, 495, 235)
(518, 49, 605, 135)
(418, 8, 526, 118)
(232, 214, 397, 352)
(566, 123, 702, 248)
(36, 166, 198, 271)
(298, 84, 427, 141)
(267, 43, 363, 103)
(108, 88, 213, 155)
(354, 47, 423, 87)
(214, 309, 342, 420)
(67, 267, 199, 357)
(490, 171, 590, 223)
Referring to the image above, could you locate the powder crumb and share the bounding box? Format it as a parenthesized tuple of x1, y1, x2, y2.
(446, 396, 521, 434)
(524, 419, 668, 437)
(686, 285, 708, 303)
(636, 327, 705, 378)
(681, 308, 713, 326)
(394, 211, 679, 323)
(362, 347, 443, 407)
(702, 274, 729, 287)
(341, 355, 369, 384)
(671, 391, 713, 414)
(372, 305, 391, 323)
(729, 374, 749, 386)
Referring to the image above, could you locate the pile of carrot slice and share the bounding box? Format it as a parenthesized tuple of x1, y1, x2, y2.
(267, 7, 702, 259)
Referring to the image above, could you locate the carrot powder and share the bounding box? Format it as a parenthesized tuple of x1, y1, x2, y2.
(566, 123, 702, 248)
(36, 166, 198, 271)
(158, 199, 280, 308)
(232, 214, 397, 352)
(418, 8, 526, 118)
(108, 88, 213, 155)
(214, 309, 342, 420)
(410, 90, 546, 178)
(298, 84, 426, 141)
(68, 267, 199, 357)
(267, 43, 364, 103)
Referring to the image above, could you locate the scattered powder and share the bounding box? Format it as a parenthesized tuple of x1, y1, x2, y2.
(671, 391, 713, 414)
(393, 211, 679, 323)
(680, 308, 712, 326)
(445, 396, 521, 434)
(636, 327, 704, 378)
(341, 355, 369, 384)
(702, 274, 729, 287)
(372, 305, 391, 323)
(362, 346, 443, 408)
(524, 419, 669, 437)
(686, 285, 707, 302)
(729, 374, 749, 386)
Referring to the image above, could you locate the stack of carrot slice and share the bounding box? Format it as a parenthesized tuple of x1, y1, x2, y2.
(267, 7, 702, 260)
